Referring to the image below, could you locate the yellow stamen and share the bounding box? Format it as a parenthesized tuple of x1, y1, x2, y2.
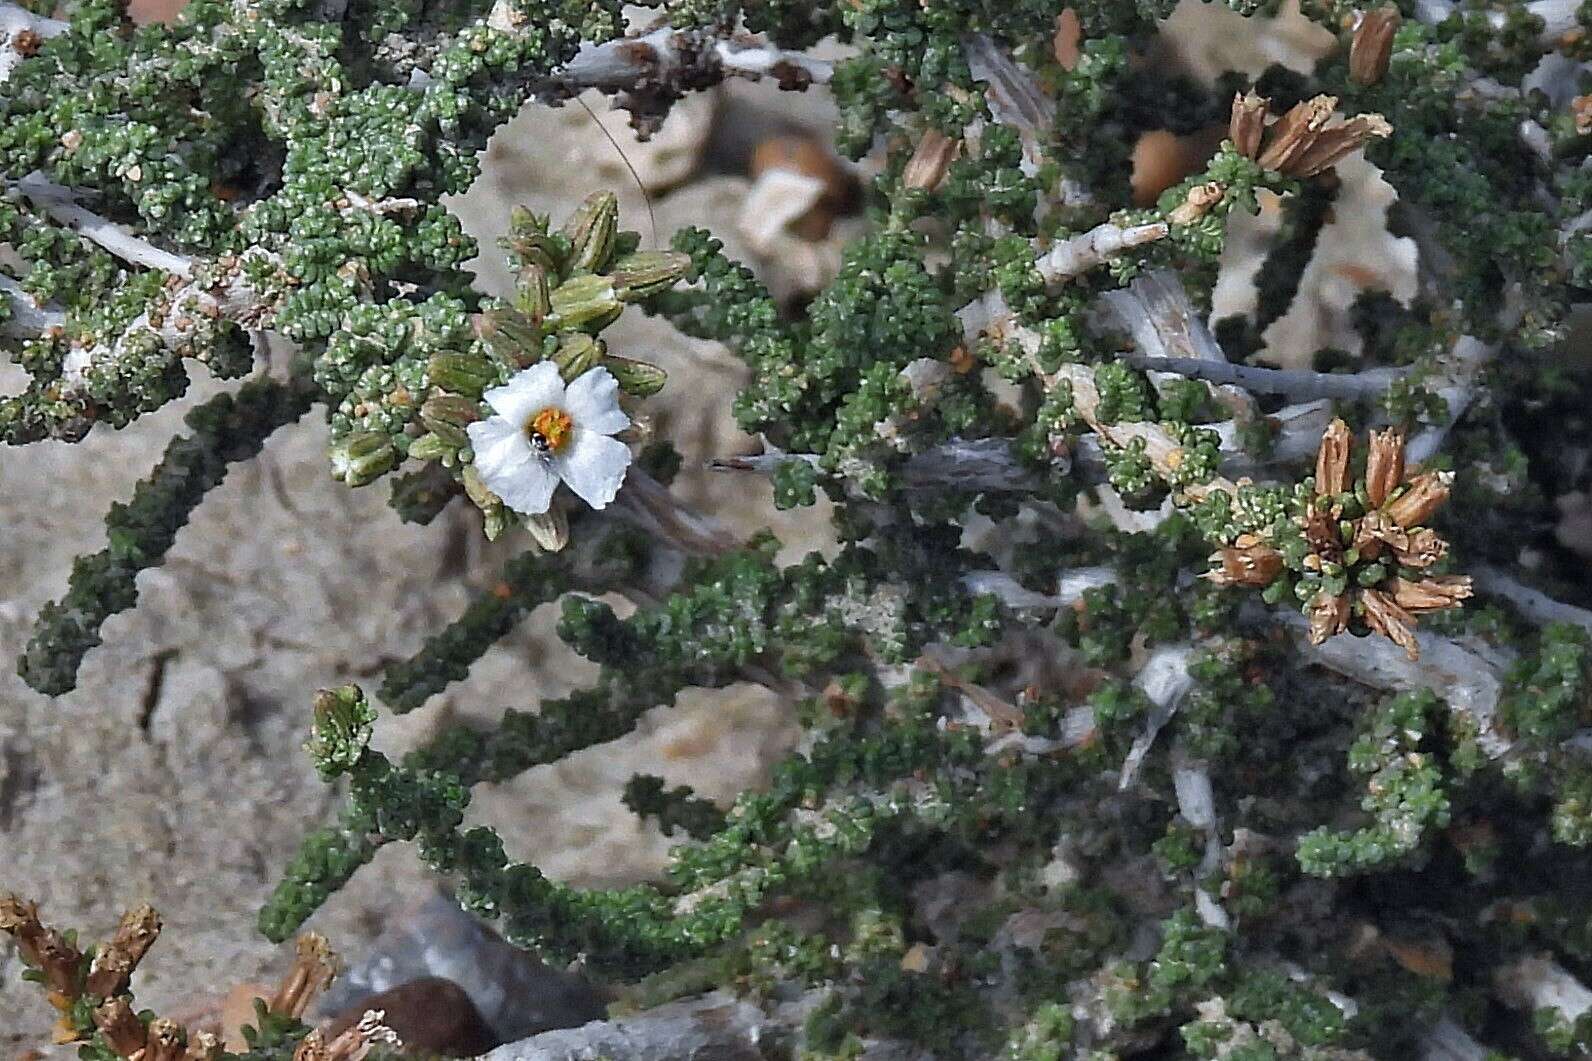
(527, 406, 573, 452)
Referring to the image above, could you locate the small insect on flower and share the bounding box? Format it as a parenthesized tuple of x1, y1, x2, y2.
(466, 361, 632, 516)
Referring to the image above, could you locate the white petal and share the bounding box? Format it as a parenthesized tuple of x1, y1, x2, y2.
(468, 417, 559, 515)
(553, 428, 632, 510)
(493, 458, 560, 516)
(468, 417, 532, 479)
(482, 361, 565, 426)
(561, 367, 630, 435)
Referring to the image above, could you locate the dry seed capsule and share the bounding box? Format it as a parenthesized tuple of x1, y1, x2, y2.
(427, 352, 500, 397)
(603, 354, 667, 397)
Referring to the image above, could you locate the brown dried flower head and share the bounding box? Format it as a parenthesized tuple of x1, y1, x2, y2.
(1315, 417, 1353, 497)
(1204, 540, 1285, 588)
(5, 896, 350, 1061)
(271, 931, 341, 1019)
(1229, 93, 1392, 179)
(1364, 426, 1405, 506)
(93, 998, 149, 1057)
(294, 1011, 403, 1061)
(1300, 419, 1469, 659)
(1168, 181, 1224, 226)
(13, 28, 43, 58)
(1350, 6, 1401, 87)
(1307, 589, 1351, 644)
(86, 904, 162, 998)
(1205, 419, 1472, 660)
(1574, 94, 1592, 137)
(1229, 90, 1268, 160)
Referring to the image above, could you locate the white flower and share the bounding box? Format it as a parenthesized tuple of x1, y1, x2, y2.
(466, 361, 632, 515)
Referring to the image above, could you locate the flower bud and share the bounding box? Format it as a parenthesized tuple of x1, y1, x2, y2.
(427, 352, 500, 397)
(509, 204, 547, 237)
(406, 433, 453, 461)
(525, 506, 570, 553)
(610, 251, 691, 300)
(461, 465, 510, 540)
(329, 432, 396, 488)
(513, 261, 553, 322)
(476, 308, 543, 368)
(603, 354, 667, 397)
(483, 506, 511, 541)
(506, 230, 562, 276)
(462, 464, 497, 509)
(308, 685, 376, 779)
(563, 191, 619, 274)
(553, 334, 603, 380)
(419, 394, 480, 446)
(548, 274, 623, 331)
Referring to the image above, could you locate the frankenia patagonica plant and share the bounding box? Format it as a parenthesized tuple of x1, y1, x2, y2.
(10, 0, 1592, 1056)
(0, 894, 401, 1061)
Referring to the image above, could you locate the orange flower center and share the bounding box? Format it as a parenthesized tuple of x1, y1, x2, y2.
(526, 406, 573, 453)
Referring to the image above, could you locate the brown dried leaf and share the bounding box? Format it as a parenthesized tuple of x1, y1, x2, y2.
(902, 128, 961, 191)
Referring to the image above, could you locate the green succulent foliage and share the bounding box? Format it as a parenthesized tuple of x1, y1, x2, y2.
(9, 0, 1592, 1054)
